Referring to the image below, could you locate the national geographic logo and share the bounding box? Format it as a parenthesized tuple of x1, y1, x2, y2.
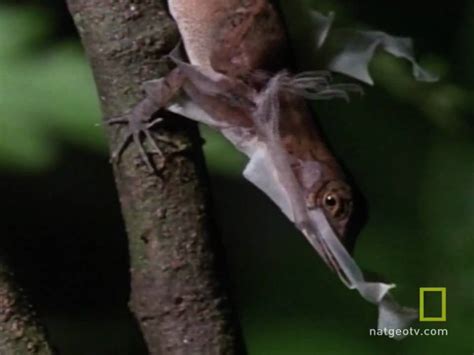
(419, 287, 447, 322)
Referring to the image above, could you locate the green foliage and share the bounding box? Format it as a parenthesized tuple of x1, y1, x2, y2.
(0, 6, 104, 172)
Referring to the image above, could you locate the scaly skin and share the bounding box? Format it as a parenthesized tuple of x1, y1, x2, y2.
(169, 0, 243, 71)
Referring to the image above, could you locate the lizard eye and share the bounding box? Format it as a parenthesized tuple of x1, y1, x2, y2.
(322, 189, 351, 220)
(324, 194, 337, 207)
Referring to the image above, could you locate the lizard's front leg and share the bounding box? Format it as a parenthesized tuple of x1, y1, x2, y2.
(106, 67, 186, 170)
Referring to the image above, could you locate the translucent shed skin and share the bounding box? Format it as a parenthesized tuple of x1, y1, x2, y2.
(166, 0, 366, 251)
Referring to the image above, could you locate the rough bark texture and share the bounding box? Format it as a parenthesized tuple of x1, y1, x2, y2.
(0, 260, 54, 354)
(66, 1, 246, 354)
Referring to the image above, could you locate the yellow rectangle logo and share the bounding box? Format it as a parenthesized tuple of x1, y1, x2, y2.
(419, 287, 447, 322)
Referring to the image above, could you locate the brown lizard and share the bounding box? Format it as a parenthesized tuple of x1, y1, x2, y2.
(108, 0, 367, 252)
(107, 0, 439, 329)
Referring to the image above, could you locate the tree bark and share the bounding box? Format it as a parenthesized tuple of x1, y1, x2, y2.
(0, 259, 54, 354)
(66, 0, 246, 354)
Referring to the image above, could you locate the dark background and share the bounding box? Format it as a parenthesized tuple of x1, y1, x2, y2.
(0, 0, 472, 354)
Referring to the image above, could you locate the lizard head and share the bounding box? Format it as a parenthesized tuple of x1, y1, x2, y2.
(306, 179, 367, 252)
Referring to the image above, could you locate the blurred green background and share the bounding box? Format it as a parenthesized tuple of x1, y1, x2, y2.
(0, 0, 472, 354)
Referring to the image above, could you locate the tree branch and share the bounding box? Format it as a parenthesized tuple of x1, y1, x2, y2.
(66, 0, 246, 354)
(0, 258, 54, 354)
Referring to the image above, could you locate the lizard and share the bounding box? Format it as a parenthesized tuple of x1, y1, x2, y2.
(105, 0, 438, 332)
(107, 0, 367, 253)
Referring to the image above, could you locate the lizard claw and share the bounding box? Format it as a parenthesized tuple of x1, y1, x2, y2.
(104, 69, 187, 171)
(105, 100, 182, 171)
(108, 124, 162, 171)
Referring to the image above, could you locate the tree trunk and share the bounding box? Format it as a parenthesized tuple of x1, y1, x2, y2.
(66, 0, 246, 354)
(0, 259, 55, 354)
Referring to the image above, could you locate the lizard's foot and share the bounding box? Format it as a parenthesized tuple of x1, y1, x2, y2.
(106, 110, 184, 171)
(104, 69, 187, 171)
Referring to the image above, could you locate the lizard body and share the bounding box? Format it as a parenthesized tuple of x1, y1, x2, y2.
(168, 0, 238, 71)
(169, 0, 364, 246)
(170, 0, 286, 76)
(110, 0, 366, 249)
